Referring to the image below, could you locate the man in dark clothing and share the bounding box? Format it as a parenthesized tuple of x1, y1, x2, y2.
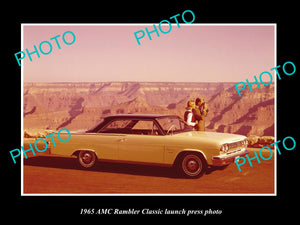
(193, 97, 209, 131)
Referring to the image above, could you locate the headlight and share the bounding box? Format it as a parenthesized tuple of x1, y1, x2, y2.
(220, 144, 229, 153)
(242, 139, 248, 147)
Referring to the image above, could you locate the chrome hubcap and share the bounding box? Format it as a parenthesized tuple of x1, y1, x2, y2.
(82, 152, 92, 164)
(182, 155, 202, 176)
(187, 160, 198, 171)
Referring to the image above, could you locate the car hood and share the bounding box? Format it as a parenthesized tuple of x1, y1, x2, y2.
(173, 131, 246, 144)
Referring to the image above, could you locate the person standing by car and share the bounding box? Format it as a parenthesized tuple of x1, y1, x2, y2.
(184, 100, 197, 129)
(193, 97, 209, 131)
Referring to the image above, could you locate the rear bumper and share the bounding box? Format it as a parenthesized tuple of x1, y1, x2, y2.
(211, 149, 249, 166)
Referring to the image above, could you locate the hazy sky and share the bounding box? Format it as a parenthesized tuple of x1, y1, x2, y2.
(23, 24, 275, 82)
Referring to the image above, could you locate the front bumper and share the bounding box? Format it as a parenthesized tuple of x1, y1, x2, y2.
(212, 149, 249, 166)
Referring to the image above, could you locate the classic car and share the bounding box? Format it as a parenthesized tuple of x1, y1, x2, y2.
(51, 114, 249, 178)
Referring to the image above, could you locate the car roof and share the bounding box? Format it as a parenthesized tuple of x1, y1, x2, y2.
(104, 114, 177, 120)
(86, 114, 182, 133)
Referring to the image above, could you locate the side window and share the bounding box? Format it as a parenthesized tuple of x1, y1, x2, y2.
(99, 119, 133, 133)
(105, 119, 131, 129)
(132, 120, 153, 130)
(132, 120, 161, 135)
(98, 119, 162, 135)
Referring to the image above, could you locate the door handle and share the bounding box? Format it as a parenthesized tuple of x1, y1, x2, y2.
(119, 138, 127, 142)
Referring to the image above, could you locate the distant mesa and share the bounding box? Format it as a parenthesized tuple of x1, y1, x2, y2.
(167, 103, 176, 110)
(23, 82, 274, 137)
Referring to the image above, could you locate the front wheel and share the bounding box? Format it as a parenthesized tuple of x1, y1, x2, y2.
(177, 153, 207, 178)
(77, 150, 97, 169)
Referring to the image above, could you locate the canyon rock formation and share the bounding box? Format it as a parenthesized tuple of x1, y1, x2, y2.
(23, 82, 274, 136)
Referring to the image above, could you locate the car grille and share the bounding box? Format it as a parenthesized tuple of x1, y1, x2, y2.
(220, 139, 248, 154)
(224, 140, 248, 154)
(228, 141, 244, 150)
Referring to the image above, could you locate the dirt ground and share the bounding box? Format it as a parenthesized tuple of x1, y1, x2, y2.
(23, 148, 274, 194)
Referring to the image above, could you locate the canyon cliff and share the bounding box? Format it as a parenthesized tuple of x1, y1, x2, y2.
(23, 82, 274, 136)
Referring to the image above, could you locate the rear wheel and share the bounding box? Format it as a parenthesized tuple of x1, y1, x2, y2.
(177, 153, 207, 178)
(77, 150, 97, 169)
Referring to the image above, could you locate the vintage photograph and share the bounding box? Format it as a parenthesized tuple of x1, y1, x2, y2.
(22, 24, 275, 195)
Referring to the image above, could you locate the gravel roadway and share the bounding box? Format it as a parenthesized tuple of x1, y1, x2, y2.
(23, 148, 274, 194)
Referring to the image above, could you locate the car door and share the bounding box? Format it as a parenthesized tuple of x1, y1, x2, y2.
(117, 120, 165, 164)
(81, 133, 120, 160)
(88, 118, 134, 160)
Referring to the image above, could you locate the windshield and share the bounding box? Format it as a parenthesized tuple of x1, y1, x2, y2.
(156, 116, 192, 135)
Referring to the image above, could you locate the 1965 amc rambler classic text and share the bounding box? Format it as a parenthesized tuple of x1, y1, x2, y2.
(51, 114, 249, 178)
